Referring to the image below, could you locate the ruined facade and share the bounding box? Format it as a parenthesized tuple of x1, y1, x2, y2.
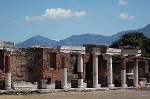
(0, 42, 150, 89)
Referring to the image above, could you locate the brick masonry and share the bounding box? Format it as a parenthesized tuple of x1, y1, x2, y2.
(0, 47, 149, 86)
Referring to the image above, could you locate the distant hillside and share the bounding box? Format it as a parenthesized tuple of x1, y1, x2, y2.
(136, 24, 150, 37)
(56, 34, 110, 46)
(16, 24, 150, 47)
(110, 24, 150, 41)
(16, 35, 58, 47)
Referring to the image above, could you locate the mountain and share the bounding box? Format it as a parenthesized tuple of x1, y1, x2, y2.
(16, 24, 150, 47)
(110, 24, 150, 40)
(16, 35, 58, 47)
(56, 34, 110, 46)
(136, 24, 150, 37)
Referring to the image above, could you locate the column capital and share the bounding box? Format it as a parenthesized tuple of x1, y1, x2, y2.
(5, 51, 12, 56)
(5, 56, 11, 73)
(121, 54, 128, 57)
(77, 53, 84, 55)
(62, 57, 67, 68)
(93, 53, 100, 56)
(121, 55, 127, 58)
(133, 54, 141, 58)
(106, 54, 113, 58)
(61, 53, 67, 57)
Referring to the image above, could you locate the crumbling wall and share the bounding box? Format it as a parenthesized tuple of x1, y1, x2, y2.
(42, 48, 80, 83)
(0, 50, 5, 81)
(113, 59, 149, 80)
(98, 55, 107, 83)
(10, 47, 81, 84)
(11, 47, 45, 82)
(11, 48, 36, 82)
(42, 48, 61, 83)
(7, 47, 150, 85)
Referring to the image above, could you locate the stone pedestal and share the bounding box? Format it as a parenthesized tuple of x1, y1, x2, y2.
(38, 79, 47, 89)
(108, 84, 114, 88)
(55, 80, 61, 89)
(71, 80, 78, 88)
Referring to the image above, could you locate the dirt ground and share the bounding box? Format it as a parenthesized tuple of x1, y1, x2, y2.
(0, 89, 150, 99)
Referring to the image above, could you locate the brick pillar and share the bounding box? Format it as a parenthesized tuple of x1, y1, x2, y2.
(93, 54, 100, 88)
(133, 56, 138, 87)
(121, 56, 127, 88)
(78, 54, 84, 88)
(5, 55, 11, 90)
(2, 50, 5, 70)
(61, 56, 68, 89)
(107, 55, 114, 88)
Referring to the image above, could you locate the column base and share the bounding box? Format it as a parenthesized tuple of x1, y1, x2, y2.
(62, 86, 68, 89)
(134, 84, 139, 88)
(108, 84, 114, 88)
(93, 84, 101, 88)
(78, 79, 84, 88)
(122, 84, 128, 88)
(5, 87, 12, 90)
(78, 86, 84, 88)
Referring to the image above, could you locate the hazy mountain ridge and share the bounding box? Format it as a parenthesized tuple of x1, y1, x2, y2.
(16, 24, 150, 47)
(16, 35, 58, 47)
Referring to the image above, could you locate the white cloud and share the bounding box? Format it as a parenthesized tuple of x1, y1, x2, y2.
(119, 13, 134, 20)
(118, 0, 128, 5)
(24, 8, 86, 21)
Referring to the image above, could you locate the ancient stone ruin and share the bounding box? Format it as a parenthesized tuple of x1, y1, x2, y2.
(0, 42, 150, 91)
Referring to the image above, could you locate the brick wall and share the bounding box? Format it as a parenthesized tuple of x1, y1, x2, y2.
(9, 47, 85, 84)
(0, 47, 149, 85)
(11, 48, 36, 82)
(0, 50, 5, 81)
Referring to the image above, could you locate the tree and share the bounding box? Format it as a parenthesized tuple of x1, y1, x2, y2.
(142, 38, 150, 57)
(110, 32, 149, 57)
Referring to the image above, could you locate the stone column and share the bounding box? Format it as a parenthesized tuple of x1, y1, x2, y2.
(78, 54, 84, 88)
(93, 54, 99, 88)
(61, 56, 68, 89)
(107, 55, 114, 88)
(121, 56, 127, 88)
(5, 55, 11, 90)
(133, 56, 139, 87)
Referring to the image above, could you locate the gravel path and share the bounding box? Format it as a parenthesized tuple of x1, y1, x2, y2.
(0, 89, 150, 99)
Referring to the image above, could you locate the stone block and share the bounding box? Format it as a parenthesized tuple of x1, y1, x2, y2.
(71, 80, 78, 88)
(55, 80, 61, 89)
(0, 80, 5, 89)
(87, 80, 93, 88)
(38, 79, 47, 89)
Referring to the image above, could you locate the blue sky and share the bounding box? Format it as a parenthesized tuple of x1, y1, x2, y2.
(0, 0, 150, 44)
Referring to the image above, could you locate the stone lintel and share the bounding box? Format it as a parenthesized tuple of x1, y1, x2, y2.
(133, 54, 141, 57)
(92, 47, 101, 53)
(60, 50, 85, 54)
(0, 42, 15, 51)
(0, 42, 14, 56)
(121, 54, 128, 57)
(57, 46, 85, 54)
(83, 44, 108, 47)
(121, 49, 141, 56)
(5, 51, 13, 56)
(93, 53, 100, 56)
(106, 48, 121, 55)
